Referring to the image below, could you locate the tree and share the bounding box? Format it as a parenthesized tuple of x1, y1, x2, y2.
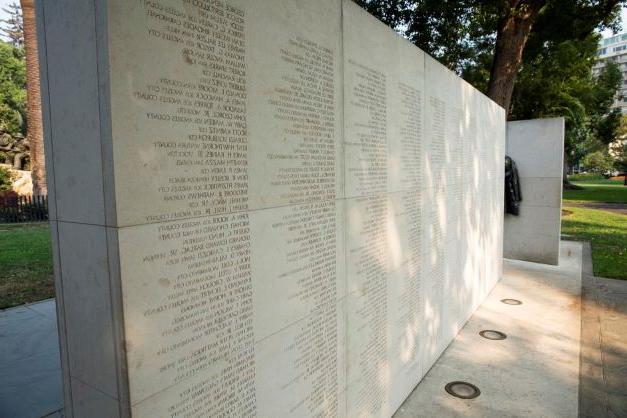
(356, 0, 625, 188)
(355, 0, 625, 111)
(20, 0, 45, 195)
(0, 165, 15, 191)
(510, 38, 622, 184)
(582, 150, 616, 174)
(0, 40, 25, 135)
(612, 116, 627, 185)
(0, 2, 23, 48)
(0, 40, 27, 169)
(486, 0, 547, 111)
(612, 142, 627, 185)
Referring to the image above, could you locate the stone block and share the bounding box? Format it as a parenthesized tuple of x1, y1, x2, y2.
(504, 118, 564, 265)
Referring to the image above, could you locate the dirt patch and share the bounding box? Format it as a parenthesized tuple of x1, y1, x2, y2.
(566, 202, 627, 216)
(562, 209, 574, 217)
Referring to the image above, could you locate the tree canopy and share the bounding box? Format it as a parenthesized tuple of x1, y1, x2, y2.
(0, 40, 25, 137)
(0, 38, 27, 169)
(356, 0, 626, 176)
(0, 2, 23, 49)
(0, 3, 30, 171)
(356, 0, 625, 110)
(510, 36, 622, 170)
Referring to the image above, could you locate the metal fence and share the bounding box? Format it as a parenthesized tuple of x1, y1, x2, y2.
(0, 195, 49, 223)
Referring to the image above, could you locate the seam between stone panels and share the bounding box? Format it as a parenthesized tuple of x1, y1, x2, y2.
(40, 1, 74, 415)
(71, 375, 121, 401)
(339, 2, 349, 417)
(34, 0, 57, 219)
(38, 0, 58, 222)
(128, 294, 351, 408)
(91, 0, 117, 404)
(56, 190, 426, 230)
(93, 0, 113, 225)
(92, 0, 129, 415)
(56, 195, 350, 228)
(93, 0, 117, 227)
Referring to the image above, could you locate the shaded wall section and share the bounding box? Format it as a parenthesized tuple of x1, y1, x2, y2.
(504, 118, 564, 265)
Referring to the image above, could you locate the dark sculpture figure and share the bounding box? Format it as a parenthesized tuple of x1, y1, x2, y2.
(505, 155, 522, 215)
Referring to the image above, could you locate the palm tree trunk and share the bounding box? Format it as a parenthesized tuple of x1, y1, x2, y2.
(20, 0, 46, 196)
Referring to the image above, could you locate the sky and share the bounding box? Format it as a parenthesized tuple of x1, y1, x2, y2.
(0, 0, 14, 20)
(602, 6, 627, 38)
(0, 0, 16, 42)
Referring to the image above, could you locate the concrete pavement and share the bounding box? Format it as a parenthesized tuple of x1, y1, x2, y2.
(0, 299, 63, 418)
(395, 241, 583, 418)
(579, 243, 627, 417)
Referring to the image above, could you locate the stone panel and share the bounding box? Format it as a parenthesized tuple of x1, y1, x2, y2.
(117, 201, 345, 405)
(57, 222, 119, 399)
(40, 0, 107, 224)
(504, 118, 564, 265)
(108, 0, 344, 227)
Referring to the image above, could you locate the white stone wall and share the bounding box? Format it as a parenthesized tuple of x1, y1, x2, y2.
(504, 118, 564, 265)
(37, 0, 505, 417)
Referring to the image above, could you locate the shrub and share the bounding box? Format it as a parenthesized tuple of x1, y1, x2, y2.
(0, 165, 14, 192)
(582, 151, 616, 175)
(568, 173, 605, 181)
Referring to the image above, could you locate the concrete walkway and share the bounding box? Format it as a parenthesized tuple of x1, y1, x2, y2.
(0, 299, 63, 418)
(395, 241, 584, 418)
(579, 243, 627, 417)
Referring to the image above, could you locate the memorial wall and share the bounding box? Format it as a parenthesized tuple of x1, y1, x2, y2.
(37, 0, 505, 417)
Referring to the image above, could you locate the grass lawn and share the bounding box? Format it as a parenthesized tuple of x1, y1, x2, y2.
(563, 179, 627, 204)
(0, 223, 54, 309)
(562, 206, 627, 279)
(562, 177, 627, 280)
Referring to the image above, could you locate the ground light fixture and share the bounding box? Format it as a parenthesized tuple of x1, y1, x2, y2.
(500, 298, 523, 305)
(479, 330, 507, 340)
(444, 381, 481, 399)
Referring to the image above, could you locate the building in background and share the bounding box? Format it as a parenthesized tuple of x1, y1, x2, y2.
(594, 33, 627, 113)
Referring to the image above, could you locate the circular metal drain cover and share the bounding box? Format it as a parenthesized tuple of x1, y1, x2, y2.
(445, 381, 481, 399)
(479, 330, 507, 340)
(500, 298, 522, 305)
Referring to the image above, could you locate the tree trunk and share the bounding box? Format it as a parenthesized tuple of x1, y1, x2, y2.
(562, 150, 582, 190)
(21, 0, 46, 196)
(563, 150, 569, 180)
(487, 0, 546, 113)
(13, 152, 25, 170)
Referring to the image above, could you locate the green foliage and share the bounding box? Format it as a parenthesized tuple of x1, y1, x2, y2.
(610, 127, 627, 175)
(0, 40, 25, 137)
(568, 173, 606, 181)
(355, 1, 624, 80)
(590, 61, 622, 145)
(355, 1, 625, 166)
(0, 165, 14, 191)
(583, 150, 617, 174)
(354, 0, 499, 75)
(510, 36, 622, 167)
